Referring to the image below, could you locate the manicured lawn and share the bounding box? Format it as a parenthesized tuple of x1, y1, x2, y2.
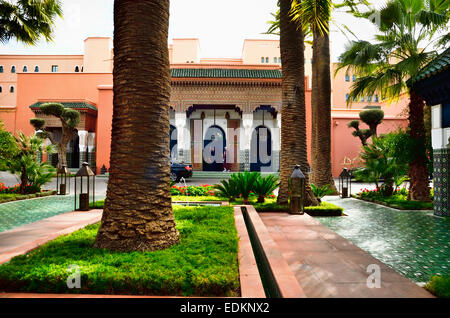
(425, 275, 450, 298)
(0, 205, 240, 296)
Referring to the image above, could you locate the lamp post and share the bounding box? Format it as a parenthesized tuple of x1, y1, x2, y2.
(339, 168, 351, 198)
(74, 162, 95, 211)
(56, 165, 70, 195)
(289, 165, 305, 215)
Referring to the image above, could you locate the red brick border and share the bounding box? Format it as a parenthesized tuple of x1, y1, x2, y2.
(233, 207, 266, 298)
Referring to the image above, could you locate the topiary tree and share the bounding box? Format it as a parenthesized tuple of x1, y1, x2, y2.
(30, 103, 80, 168)
(348, 109, 384, 145)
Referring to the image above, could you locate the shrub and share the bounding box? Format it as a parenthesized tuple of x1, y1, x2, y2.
(252, 174, 280, 203)
(213, 178, 239, 202)
(232, 172, 259, 204)
(355, 130, 409, 195)
(425, 275, 450, 298)
(310, 184, 335, 202)
(170, 184, 215, 197)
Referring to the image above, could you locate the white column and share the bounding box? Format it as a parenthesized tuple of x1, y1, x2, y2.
(87, 132, 96, 152)
(175, 112, 188, 162)
(241, 113, 253, 151)
(78, 130, 88, 166)
(241, 113, 253, 171)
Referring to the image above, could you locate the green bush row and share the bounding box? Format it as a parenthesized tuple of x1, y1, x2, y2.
(0, 191, 56, 204)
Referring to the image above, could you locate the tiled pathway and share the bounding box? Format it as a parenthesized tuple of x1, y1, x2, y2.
(0, 194, 105, 233)
(260, 213, 434, 298)
(318, 196, 450, 284)
(0, 210, 102, 265)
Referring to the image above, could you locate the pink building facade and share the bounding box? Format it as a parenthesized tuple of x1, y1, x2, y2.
(0, 38, 408, 176)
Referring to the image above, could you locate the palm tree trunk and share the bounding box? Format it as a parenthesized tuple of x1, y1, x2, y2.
(407, 91, 431, 202)
(310, 28, 337, 192)
(277, 0, 318, 206)
(95, 0, 179, 252)
(20, 164, 27, 194)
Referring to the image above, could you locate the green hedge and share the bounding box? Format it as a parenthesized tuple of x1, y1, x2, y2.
(249, 200, 343, 216)
(353, 194, 433, 210)
(425, 275, 450, 298)
(0, 205, 240, 296)
(0, 191, 56, 204)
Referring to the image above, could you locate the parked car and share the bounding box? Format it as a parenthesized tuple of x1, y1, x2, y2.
(170, 162, 193, 182)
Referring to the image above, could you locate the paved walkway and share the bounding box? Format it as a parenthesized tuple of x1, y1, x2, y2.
(260, 213, 434, 298)
(0, 210, 102, 265)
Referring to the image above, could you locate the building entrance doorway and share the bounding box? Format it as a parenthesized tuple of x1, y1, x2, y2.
(250, 125, 272, 171)
(203, 125, 226, 171)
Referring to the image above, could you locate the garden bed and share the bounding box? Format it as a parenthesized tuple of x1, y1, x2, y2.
(0, 205, 240, 297)
(425, 275, 450, 298)
(352, 194, 433, 210)
(227, 198, 343, 216)
(0, 190, 57, 204)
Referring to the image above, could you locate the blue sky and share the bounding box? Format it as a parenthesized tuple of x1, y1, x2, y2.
(0, 0, 383, 62)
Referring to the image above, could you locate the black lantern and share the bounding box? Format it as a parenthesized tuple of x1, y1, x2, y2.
(339, 168, 351, 198)
(288, 165, 305, 214)
(56, 165, 70, 195)
(74, 162, 95, 211)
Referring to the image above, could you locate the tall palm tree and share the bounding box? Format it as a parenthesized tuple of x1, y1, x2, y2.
(291, 0, 337, 191)
(0, 0, 62, 45)
(95, 0, 179, 252)
(337, 0, 449, 202)
(278, 0, 318, 206)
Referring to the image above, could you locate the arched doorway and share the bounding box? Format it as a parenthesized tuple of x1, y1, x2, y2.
(203, 125, 226, 171)
(71, 134, 80, 168)
(250, 125, 272, 171)
(170, 125, 177, 161)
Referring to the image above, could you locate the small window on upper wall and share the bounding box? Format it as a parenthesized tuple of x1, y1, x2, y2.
(261, 57, 265, 63)
(352, 96, 357, 102)
(345, 75, 350, 82)
(273, 57, 277, 63)
(51, 65, 58, 72)
(34, 66, 39, 72)
(10, 86, 14, 93)
(81, 66, 84, 72)
(11, 66, 15, 73)
(352, 75, 356, 82)
(0, 86, 2, 93)
(75, 66, 80, 72)
(345, 94, 349, 102)
(278, 57, 281, 63)
(367, 96, 372, 102)
(360, 96, 364, 102)
(265, 57, 269, 63)
(374, 95, 379, 102)
(0, 65, 3, 73)
(23, 66, 27, 72)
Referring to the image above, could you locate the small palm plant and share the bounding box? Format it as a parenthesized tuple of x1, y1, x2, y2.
(253, 174, 280, 203)
(213, 177, 239, 202)
(310, 184, 335, 203)
(233, 172, 260, 204)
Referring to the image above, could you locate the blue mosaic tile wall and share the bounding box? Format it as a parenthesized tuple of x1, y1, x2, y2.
(433, 148, 449, 217)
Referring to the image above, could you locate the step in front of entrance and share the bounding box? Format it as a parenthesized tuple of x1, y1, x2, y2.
(191, 171, 280, 179)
